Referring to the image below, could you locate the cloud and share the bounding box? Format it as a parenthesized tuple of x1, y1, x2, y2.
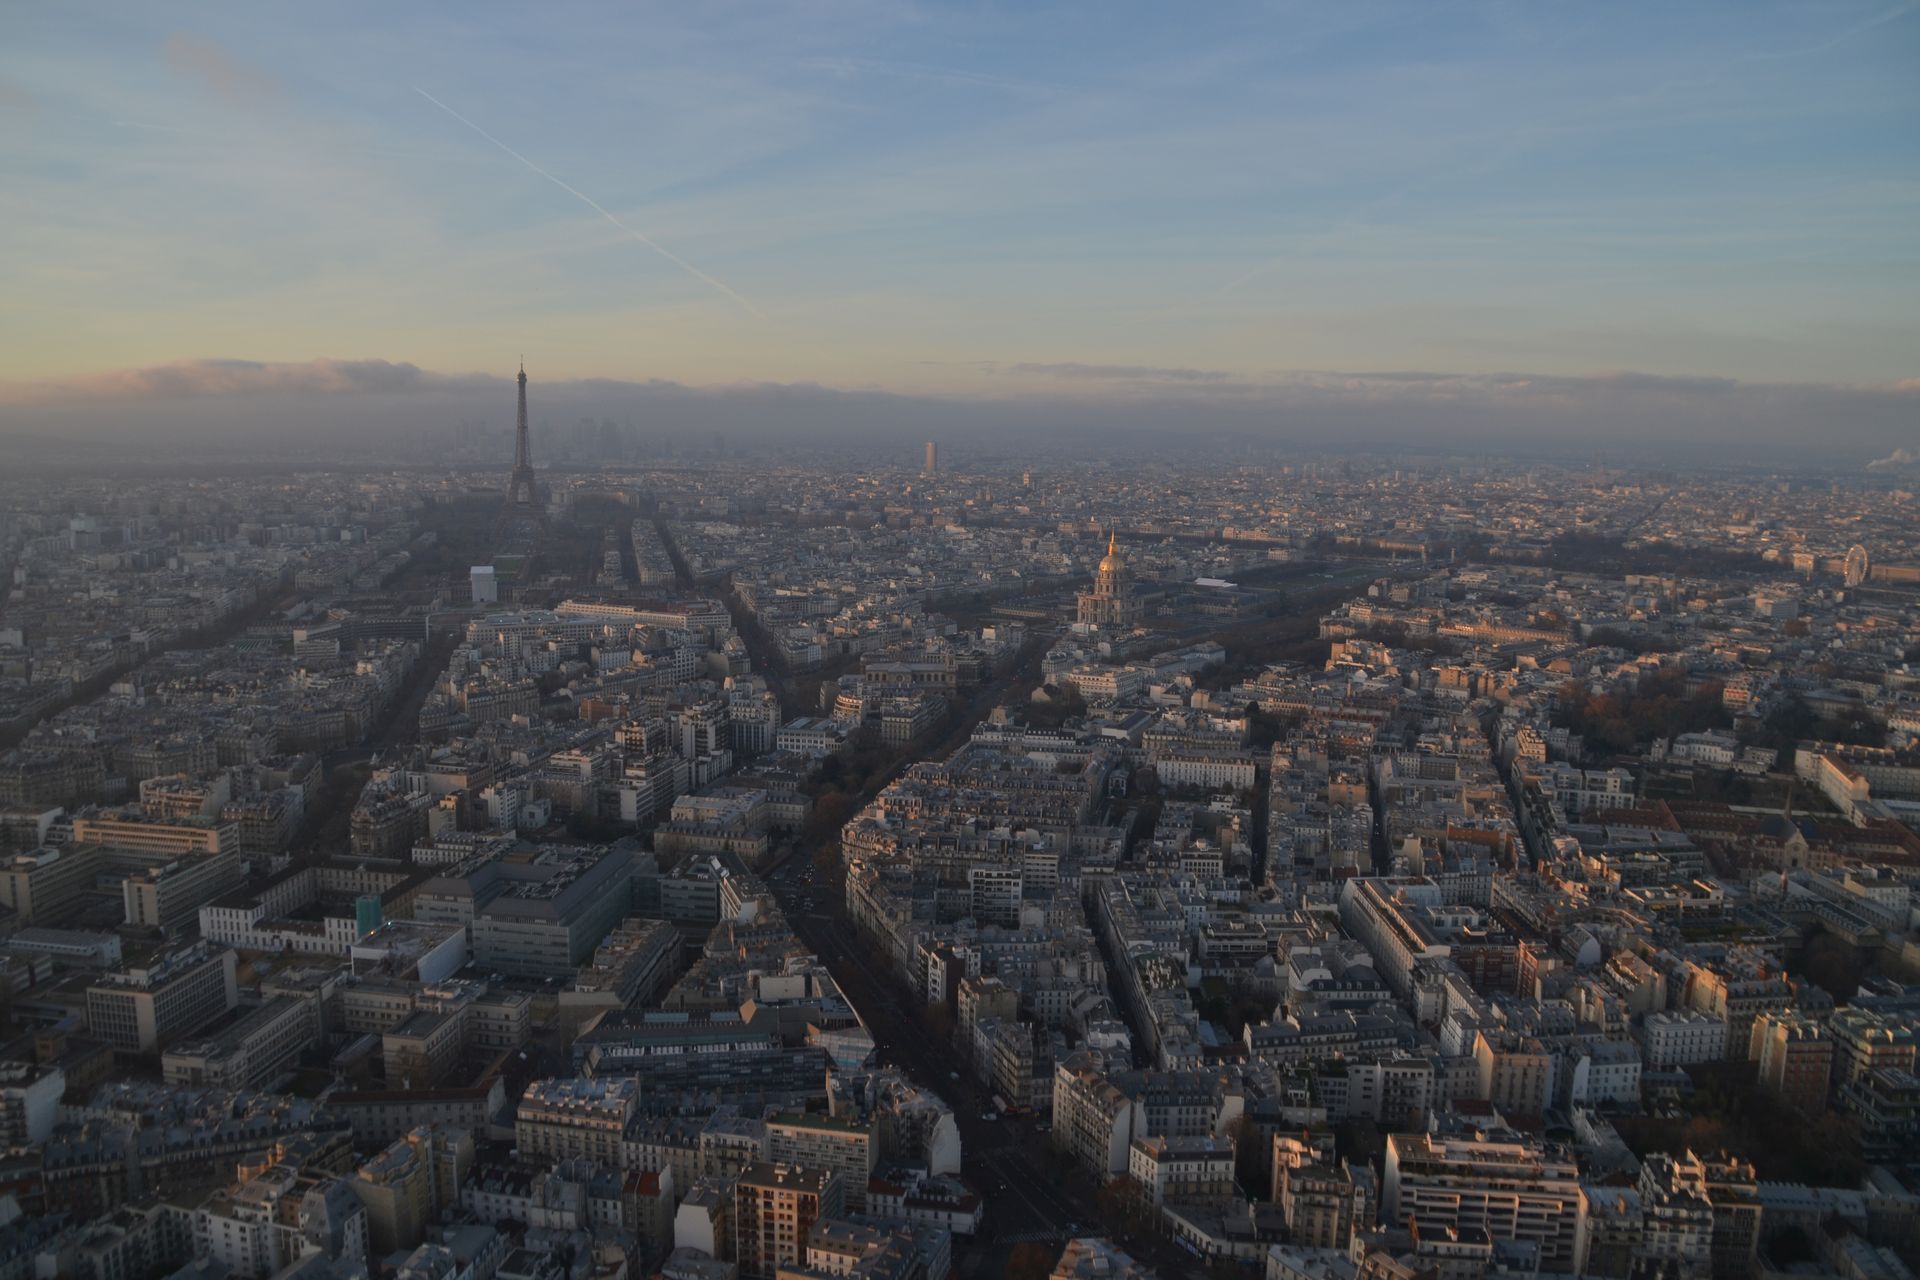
(1269, 369, 1752, 399)
(1868, 447, 1917, 470)
(1, 357, 1915, 465)
(0, 358, 459, 404)
(1004, 362, 1236, 383)
(164, 34, 278, 107)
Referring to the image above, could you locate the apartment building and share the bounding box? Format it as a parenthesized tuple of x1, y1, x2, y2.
(349, 1126, 475, 1256)
(1127, 1135, 1236, 1207)
(573, 916, 681, 1006)
(459, 846, 633, 978)
(0, 843, 103, 925)
(1750, 1011, 1833, 1114)
(765, 1112, 878, 1212)
(161, 994, 315, 1090)
(0, 1060, 64, 1145)
(1283, 1162, 1362, 1251)
(122, 849, 243, 934)
(733, 1162, 845, 1280)
(85, 944, 240, 1053)
(73, 811, 234, 858)
(1382, 1129, 1587, 1274)
(1641, 1011, 1728, 1069)
(516, 1077, 639, 1167)
(1052, 1055, 1145, 1180)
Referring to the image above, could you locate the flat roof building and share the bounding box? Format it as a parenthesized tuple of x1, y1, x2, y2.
(85, 944, 239, 1054)
(0, 844, 103, 926)
(422, 844, 633, 978)
(1383, 1129, 1586, 1275)
(123, 849, 243, 935)
(161, 994, 315, 1090)
(734, 1162, 844, 1280)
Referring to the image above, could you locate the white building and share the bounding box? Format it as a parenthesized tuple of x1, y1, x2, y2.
(1554, 1038, 1642, 1108)
(1153, 750, 1258, 791)
(0, 1061, 63, 1144)
(776, 717, 849, 756)
(1383, 1130, 1587, 1275)
(1127, 1135, 1237, 1207)
(1641, 1011, 1729, 1069)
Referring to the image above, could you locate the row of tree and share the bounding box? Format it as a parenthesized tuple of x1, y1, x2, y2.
(1553, 669, 1731, 755)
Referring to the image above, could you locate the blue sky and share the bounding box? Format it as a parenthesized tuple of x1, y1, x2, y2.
(1, 0, 1915, 428)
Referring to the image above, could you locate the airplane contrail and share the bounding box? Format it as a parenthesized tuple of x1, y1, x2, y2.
(413, 86, 762, 319)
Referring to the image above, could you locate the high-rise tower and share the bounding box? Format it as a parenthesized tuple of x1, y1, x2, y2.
(924, 440, 938, 475)
(506, 361, 538, 508)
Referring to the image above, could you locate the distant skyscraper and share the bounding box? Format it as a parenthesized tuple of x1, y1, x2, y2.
(924, 440, 938, 475)
(506, 362, 538, 509)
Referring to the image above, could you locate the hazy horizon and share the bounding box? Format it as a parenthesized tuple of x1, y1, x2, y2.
(2, 356, 1918, 470)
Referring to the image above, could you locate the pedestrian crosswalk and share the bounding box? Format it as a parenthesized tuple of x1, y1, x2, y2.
(996, 1229, 1068, 1245)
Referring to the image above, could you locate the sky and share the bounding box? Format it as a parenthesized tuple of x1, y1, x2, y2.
(0, 1, 1916, 460)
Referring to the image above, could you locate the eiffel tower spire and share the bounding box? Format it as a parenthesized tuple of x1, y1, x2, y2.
(507, 361, 537, 506)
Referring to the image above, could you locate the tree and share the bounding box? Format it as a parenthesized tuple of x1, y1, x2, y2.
(1006, 1242, 1057, 1280)
(1027, 683, 1087, 730)
(1797, 930, 1866, 1002)
(1095, 1175, 1154, 1237)
(1749, 694, 1886, 754)
(802, 790, 858, 846)
(1553, 669, 1730, 755)
(1587, 626, 1674, 656)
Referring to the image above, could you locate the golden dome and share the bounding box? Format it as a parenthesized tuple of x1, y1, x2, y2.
(1097, 530, 1123, 573)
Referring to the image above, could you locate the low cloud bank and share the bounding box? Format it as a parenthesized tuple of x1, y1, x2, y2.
(2, 356, 1914, 466)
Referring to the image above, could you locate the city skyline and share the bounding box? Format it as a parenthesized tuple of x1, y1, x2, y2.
(3, 442, 1916, 1280)
(6, 8, 1920, 1279)
(3, 1, 1917, 459)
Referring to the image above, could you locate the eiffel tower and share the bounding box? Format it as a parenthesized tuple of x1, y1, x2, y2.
(505, 360, 539, 510)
